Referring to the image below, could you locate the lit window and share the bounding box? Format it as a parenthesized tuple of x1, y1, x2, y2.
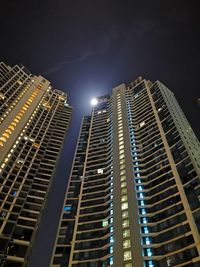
(109, 257, 113, 265)
(97, 110, 102, 114)
(123, 239, 131, 249)
(119, 133, 123, 138)
(110, 246, 113, 253)
(97, 168, 104, 174)
(102, 220, 108, 227)
(121, 202, 128, 210)
(121, 195, 127, 202)
(122, 210, 129, 218)
(64, 205, 72, 211)
(3, 133, 9, 138)
(119, 149, 124, 155)
(0, 137, 7, 142)
(146, 248, 152, 256)
(121, 188, 127, 195)
(121, 182, 126, 188)
(120, 159, 125, 165)
(120, 175, 126, 182)
(124, 250, 132, 261)
(123, 229, 130, 238)
(120, 170, 126, 175)
(122, 219, 129, 228)
(119, 154, 125, 160)
(139, 121, 145, 127)
(120, 164, 125, 170)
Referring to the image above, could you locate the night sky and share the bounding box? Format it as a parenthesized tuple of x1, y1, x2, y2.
(1, 1, 200, 266)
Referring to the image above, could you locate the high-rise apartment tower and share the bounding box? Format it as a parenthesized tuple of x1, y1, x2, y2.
(0, 62, 72, 267)
(51, 77, 200, 267)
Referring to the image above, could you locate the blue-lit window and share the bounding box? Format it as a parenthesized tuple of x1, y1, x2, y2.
(64, 205, 72, 211)
(145, 237, 151, 245)
(110, 236, 114, 243)
(141, 209, 146, 215)
(110, 226, 113, 232)
(140, 200, 145, 206)
(148, 260, 154, 267)
(143, 227, 149, 234)
(109, 256, 114, 265)
(110, 246, 113, 253)
(146, 248, 152, 256)
(142, 217, 147, 224)
(13, 191, 17, 196)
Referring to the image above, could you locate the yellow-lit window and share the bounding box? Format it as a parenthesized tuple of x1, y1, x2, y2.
(120, 164, 125, 170)
(121, 202, 128, 210)
(123, 239, 131, 249)
(124, 263, 132, 267)
(8, 125, 14, 131)
(119, 142, 124, 147)
(123, 229, 130, 238)
(0, 137, 7, 142)
(0, 141, 4, 146)
(120, 159, 125, 165)
(118, 130, 123, 134)
(11, 122, 17, 127)
(122, 219, 129, 228)
(5, 129, 12, 135)
(121, 182, 126, 188)
(119, 136, 123, 141)
(122, 210, 129, 218)
(121, 188, 127, 195)
(119, 154, 125, 160)
(14, 118, 19, 123)
(123, 251, 132, 261)
(121, 195, 127, 202)
(121, 176, 126, 182)
(3, 133, 9, 138)
(120, 170, 126, 175)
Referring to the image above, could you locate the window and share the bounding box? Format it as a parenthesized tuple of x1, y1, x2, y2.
(120, 170, 126, 175)
(123, 239, 131, 249)
(97, 168, 103, 174)
(64, 205, 72, 211)
(120, 175, 126, 182)
(123, 229, 130, 238)
(121, 195, 127, 202)
(122, 219, 129, 228)
(124, 251, 132, 261)
(121, 188, 127, 195)
(121, 202, 128, 210)
(121, 182, 126, 188)
(122, 210, 129, 218)
(102, 219, 108, 227)
(119, 154, 125, 160)
(139, 121, 145, 127)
